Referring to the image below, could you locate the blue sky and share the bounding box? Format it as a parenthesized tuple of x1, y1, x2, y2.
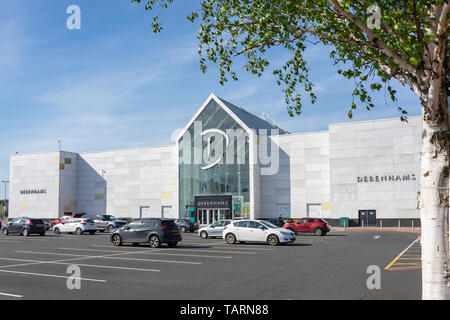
(0, 0, 421, 199)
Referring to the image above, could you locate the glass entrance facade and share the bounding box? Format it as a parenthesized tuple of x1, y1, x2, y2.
(178, 99, 250, 223)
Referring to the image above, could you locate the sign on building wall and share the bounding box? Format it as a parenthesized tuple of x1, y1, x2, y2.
(20, 189, 47, 195)
(357, 174, 416, 183)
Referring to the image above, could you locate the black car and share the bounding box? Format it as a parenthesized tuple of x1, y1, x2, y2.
(110, 218, 181, 248)
(89, 215, 128, 232)
(259, 218, 286, 228)
(2, 217, 46, 236)
(174, 218, 199, 233)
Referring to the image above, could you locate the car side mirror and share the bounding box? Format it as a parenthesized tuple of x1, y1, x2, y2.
(124, 225, 130, 230)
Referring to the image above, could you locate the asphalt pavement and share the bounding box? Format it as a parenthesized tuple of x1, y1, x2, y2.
(0, 229, 420, 300)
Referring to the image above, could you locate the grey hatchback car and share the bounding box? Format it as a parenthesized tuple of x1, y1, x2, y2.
(110, 218, 181, 248)
(198, 220, 232, 239)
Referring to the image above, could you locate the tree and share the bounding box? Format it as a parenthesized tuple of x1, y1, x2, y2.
(133, 0, 450, 299)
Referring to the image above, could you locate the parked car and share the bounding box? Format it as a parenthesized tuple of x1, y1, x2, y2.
(175, 218, 199, 233)
(89, 215, 128, 233)
(2, 217, 46, 236)
(283, 218, 330, 236)
(223, 219, 295, 246)
(44, 221, 50, 231)
(53, 218, 97, 235)
(259, 218, 286, 228)
(110, 218, 181, 248)
(50, 213, 86, 228)
(198, 220, 232, 239)
(50, 215, 73, 228)
(117, 217, 134, 224)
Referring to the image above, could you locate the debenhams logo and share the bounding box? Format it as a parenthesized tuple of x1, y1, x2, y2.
(20, 189, 47, 195)
(357, 174, 416, 183)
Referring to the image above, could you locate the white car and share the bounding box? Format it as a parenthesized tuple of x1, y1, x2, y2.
(223, 219, 296, 246)
(53, 218, 98, 235)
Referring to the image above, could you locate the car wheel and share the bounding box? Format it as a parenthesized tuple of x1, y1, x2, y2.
(225, 233, 236, 244)
(267, 234, 280, 246)
(51, 223, 56, 229)
(107, 225, 114, 233)
(314, 228, 323, 236)
(149, 235, 161, 248)
(180, 226, 186, 233)
(75, 228, 83, 235)
(3, 228, 9, 236)
(54, 227, 60, 234)
(112, 234, 122, 246)
(22, 229, 29, 237)
(200, 231, 208, 239)
(167, 242, 178, 248)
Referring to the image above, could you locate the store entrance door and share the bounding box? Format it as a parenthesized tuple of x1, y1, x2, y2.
(197, 209, 231, 225)
(359, 210, 376, 226)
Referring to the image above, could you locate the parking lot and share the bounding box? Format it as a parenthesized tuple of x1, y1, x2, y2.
(0, 230, 420, 300)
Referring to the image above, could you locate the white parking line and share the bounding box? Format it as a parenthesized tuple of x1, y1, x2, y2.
(16, 251, 202, 265)
(57, 247, 232, 259)
(0, 292, 24, 298)
(0, 269, 107, 282)
(50, 262, 161, 272)
(0, 257, 160, 273)
(0, 240, 22, 244)
(90, 244, 259, 254)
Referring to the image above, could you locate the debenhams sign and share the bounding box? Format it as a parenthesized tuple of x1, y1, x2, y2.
(357, 174, 416, 183)
(20, 189, 47, 195)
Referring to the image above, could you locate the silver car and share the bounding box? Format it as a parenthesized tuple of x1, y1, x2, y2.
(198, 220, 232, 239)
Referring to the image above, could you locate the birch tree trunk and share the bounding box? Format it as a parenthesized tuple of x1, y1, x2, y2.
(420, 81, 450, 300)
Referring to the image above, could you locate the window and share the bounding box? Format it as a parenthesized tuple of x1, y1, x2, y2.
(64, 158, 72, 165)
(128, 220, 142, 229)
(235, 221, 248, 227)
(260, 221, 276, 228)
(248, 221, 262, 229)
(178, 99, 251, 219)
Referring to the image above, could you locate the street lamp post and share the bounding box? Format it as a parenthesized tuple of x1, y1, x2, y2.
(1, 180, 9, 218)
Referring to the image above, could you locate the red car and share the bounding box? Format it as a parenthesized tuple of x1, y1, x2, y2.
(283, 218, 330, 236)
(50, 213, 85, 228)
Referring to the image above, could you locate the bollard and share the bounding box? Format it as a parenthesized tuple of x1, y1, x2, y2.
(398, 220, 401, 230)
(412, 220, 414, 230)
(380, 220, 383, 229)
(362, 220, 364, 229)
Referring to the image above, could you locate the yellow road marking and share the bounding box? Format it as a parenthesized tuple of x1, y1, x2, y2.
(385, 237, 420, 270)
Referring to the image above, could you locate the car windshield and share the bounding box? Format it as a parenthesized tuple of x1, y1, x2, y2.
(104, 215, 116, 221)
(259, 220, 277, 228)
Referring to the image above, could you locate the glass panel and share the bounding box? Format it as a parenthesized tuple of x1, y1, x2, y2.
(179, 100, 250, 219)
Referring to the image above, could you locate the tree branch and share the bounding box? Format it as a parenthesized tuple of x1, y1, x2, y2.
(328, 0, 417, 75)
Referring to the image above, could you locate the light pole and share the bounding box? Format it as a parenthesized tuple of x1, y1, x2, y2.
(1, 180, 9, 218)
